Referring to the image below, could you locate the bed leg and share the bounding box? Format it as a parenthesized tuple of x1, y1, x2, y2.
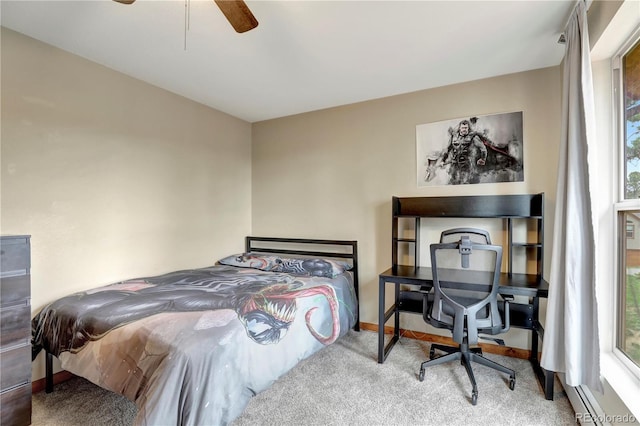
(45, 351, 54, 393)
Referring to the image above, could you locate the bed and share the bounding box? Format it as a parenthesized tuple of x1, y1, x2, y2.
(31, 237, 360, 425)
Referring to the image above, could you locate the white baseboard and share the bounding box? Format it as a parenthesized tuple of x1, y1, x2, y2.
(559, 373, 608, 425)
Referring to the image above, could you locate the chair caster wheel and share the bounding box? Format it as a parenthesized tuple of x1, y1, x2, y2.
(419, 368, 425, 382)
(509, 375, 516, 390)
(471, 391, 478, 405)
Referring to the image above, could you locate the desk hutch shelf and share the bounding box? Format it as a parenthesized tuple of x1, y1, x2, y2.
(392, 193, 544, 276)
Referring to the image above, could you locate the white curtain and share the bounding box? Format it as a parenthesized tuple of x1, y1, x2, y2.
(541, 0, 602, 393)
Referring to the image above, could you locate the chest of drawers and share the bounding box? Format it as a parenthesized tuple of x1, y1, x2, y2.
(1, 235, 32, 426)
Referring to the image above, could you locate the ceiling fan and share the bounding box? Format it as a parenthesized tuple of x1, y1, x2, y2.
(113, 0, 259, 33)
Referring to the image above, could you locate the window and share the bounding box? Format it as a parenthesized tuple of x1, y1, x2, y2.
(624, 40, 640, 200)
(618, 212, 640, 369)
(616, 35, 640, 373)
(592, 1, 640, 415)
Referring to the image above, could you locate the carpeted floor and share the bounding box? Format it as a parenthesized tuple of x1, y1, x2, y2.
(32, 330, 575, 425)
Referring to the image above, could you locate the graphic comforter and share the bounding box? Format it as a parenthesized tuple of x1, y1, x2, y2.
(31, 264, 358, 425)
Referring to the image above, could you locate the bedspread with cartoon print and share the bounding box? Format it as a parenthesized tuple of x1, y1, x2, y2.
(31, 264, 357, 425)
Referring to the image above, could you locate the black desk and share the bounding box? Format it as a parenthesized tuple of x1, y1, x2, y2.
(378, 266, 555, 400)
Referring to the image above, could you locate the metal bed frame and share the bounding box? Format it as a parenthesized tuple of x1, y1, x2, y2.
(245, 236, 360, 332)
(44, 236, 360, 393)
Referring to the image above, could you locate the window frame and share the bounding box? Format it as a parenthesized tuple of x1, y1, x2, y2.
(613, 26, 640, 381)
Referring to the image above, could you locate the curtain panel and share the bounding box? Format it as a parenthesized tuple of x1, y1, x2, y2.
(540, 0, 603, 393)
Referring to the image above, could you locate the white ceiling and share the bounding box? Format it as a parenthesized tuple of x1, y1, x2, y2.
(1, 0, 575, 123)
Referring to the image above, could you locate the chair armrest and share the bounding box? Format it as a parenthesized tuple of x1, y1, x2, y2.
(500, 299, 511, 333)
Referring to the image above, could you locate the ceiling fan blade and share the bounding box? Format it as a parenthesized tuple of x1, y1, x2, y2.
(113, 0, 136, 4)
(214, 0, 258, 33)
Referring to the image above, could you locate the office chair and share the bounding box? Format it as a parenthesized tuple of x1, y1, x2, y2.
(427, 227, 495, 356)
(419, 230, 515, 405)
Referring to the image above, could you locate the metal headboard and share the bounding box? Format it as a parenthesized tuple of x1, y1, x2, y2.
(245, 236, 360, 331)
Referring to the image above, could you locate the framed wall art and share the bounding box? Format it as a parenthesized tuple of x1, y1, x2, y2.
(416, 111, 524, 187)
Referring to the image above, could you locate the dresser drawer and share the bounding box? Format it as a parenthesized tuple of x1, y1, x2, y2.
(0, 276, 30, 306)
(0, 383, 31, 426)
(0, 345, 31, 391)
(0, 304, 30, 349)
(0, 236, 30, 278)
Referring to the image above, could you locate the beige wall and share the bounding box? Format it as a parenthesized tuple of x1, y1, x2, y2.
(252, 67, 562, 348)
(1, 25, 562, 375)
(1, 28, 253, 378)
(588, 0, 624, 49)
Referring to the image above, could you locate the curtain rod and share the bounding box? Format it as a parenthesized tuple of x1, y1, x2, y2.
(558, 0, 591, 44)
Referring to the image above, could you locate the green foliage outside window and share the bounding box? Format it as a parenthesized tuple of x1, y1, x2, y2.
(625, 41, 640, 199)
(624, 273, 640, 365)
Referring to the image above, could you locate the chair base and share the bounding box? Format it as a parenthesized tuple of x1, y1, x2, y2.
(429, 343, 482, 359)
(419, 342, 516, 405)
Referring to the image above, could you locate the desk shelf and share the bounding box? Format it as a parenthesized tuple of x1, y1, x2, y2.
(392, 193, 544, 278)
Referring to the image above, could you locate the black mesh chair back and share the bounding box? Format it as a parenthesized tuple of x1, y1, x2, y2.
(428, 236, 505, 345)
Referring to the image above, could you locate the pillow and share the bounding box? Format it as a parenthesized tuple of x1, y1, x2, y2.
(218, 252, 351, 278)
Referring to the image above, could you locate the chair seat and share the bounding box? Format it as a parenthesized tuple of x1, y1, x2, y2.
(429, 317, 505, 337)
(424, 293, 506, 335)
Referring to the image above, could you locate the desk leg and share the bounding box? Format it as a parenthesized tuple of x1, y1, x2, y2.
(530, 296, 554, 400)
(378, 278, 401, 363)
(393, 282, 401, 340)
(378, 276, 386, 363)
